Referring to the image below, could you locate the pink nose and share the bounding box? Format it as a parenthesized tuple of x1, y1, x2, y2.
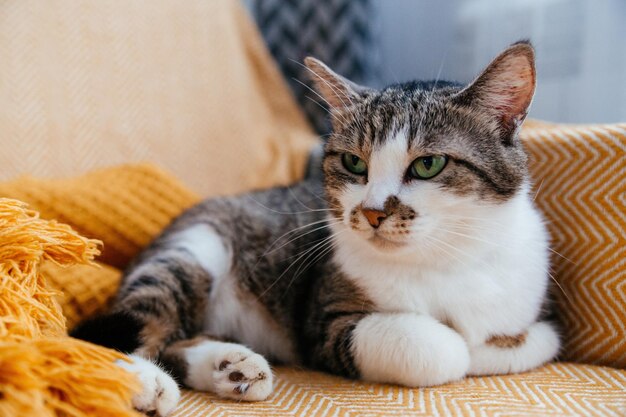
(361, 208, 387, 228)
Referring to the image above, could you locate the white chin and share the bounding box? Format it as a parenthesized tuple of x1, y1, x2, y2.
(367, 234, 407, 250)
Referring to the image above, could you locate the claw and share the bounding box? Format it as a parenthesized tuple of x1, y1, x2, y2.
(234, 383, 249, 394)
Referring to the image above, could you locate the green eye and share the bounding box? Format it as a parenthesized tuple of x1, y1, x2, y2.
(342, 153, 367, 175)
(410, 155, 448, 179)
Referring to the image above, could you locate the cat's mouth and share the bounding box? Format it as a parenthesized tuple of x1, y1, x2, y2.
(367, 233, 407, 250)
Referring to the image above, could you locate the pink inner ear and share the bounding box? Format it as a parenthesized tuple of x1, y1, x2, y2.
(483, 54, 536, 127)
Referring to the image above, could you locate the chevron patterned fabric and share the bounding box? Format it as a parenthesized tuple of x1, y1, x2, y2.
(251, 0, 378, 134)
(172, 363, 626, 417)
(523, 124, 626, 369)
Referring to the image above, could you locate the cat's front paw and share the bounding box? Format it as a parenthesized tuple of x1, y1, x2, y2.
(212, 348, 273, 401)
(353, 313, 470, 387)
(117, 355, 180, 417)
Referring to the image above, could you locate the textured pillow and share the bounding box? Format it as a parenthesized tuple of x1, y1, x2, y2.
(0, 164, 200, 269)
(523, 123, 626, 368)
(0, 0, 317, 196)
(0, 164, 200, 329)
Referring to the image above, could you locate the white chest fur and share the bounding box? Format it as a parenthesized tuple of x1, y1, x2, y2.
(334, 192, 550, 347)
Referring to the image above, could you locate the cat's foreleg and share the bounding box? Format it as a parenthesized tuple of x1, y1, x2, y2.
(468, 321, 560, 376)
(313, 312, 469, 387)
(160, 336, 273, 401)
(352, 313, 470, 386)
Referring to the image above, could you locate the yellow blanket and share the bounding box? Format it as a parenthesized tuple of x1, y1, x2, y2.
(0, 198, 141, 417)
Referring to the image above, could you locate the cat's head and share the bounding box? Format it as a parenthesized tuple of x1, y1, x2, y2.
(306, 42, 536, 257)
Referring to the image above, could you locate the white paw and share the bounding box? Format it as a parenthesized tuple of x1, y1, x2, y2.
(212, 346, 273, 401)
(117, 354, 180, 416)
(353, 313, 470, 387)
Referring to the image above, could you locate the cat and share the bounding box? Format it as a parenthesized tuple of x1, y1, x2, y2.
(72, 41, 560, 416)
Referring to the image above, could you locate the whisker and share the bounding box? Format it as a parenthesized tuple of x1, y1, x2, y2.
(437, 213, 508, 225)
(303, 95, 348, 126)
(533, 178, 545, 202)
(306, 188, 327, 204)
(292, 76, 351, 126)
(283, 238, 341, 295)
(440, 218, 578, 266)
(291, 58, 368, 133)
(439, 228, 510, 249)
(422, 235, 473, 270)
(263, 221, 340, 257)
(547, 269, 573, 305)
(287, 228, 344, 262)
(427, 50, 448, 101)
(287, 185, 319, 212)
(290, 58, 354, 109)
(429, 229, 570, 302)
(258, 230, 344, 297)
(548, 247, 578, 266)
(280, 235, 335, 261)
(294, 75, 350, 124)
(422, 233, 502, 276)
(260, 218, 335, 257)
(443, 222, 508, 235)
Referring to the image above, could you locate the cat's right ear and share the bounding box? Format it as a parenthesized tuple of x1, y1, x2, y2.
(304, 57, 370, 111)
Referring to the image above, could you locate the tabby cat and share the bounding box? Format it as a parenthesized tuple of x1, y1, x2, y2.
(73, 42, 560, 416)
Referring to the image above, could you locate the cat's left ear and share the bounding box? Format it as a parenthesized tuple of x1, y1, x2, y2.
(304, 57, 370, 112)
(453, 41, 536, 137)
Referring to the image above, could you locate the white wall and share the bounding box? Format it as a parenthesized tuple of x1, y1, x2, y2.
(375, 0, 626, 123)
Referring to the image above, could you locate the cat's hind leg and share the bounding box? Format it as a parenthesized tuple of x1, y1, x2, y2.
(468, 321, 560, 376)
(71, 224, 226, 414)
(161, 336, 273, 401)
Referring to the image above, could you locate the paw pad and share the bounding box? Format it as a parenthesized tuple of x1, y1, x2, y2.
(219, 360, 230, 371)
(213, 351, 273, 401)
(229, 371, 244, 382)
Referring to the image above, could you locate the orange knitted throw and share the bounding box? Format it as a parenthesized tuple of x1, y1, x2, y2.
(0, 198, 141, 417)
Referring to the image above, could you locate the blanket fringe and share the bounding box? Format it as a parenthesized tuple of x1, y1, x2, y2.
(0, 198, 141, 417)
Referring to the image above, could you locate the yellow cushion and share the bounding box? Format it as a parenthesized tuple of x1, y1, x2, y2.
(173, 363, 625, 416)
(0, 0, 317, 196)
(0, 164, 200, 269)
(0, 164, 201, 328)
(523, 124, 626, 368)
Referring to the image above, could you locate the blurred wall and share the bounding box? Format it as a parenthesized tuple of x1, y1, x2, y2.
(374, 0, 626, 123)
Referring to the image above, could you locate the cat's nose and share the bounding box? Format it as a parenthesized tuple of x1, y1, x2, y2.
(361, 208, 387, 228)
